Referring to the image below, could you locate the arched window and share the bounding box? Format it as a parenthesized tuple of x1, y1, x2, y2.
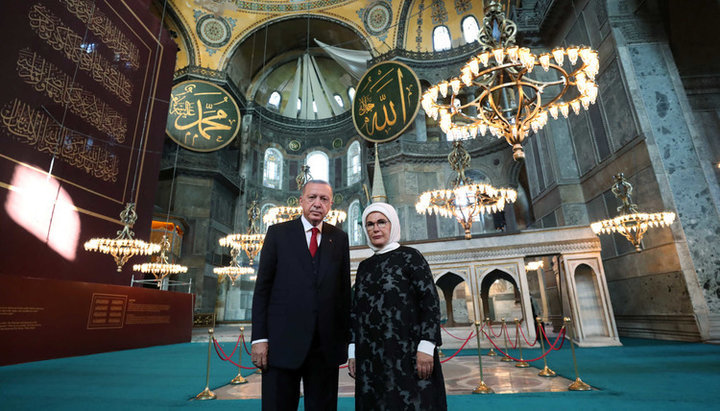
(312, 100, 318, 114)
(461, 15, 480, 44)
(348, 87, 356, 102)
(260, 203, 274, 233)
(296, 98, 302, 116)
(263, 148, 283, 189)
(346, 141, 361, 185)
(267, 91, 281, 110)
(334, 94, 344, 108)
(433, 26, 451, 51)
(306, 151, 329, 182)
(348, 200, 362, 246)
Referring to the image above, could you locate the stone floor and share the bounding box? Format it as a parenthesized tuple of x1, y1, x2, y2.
(196, 324, 587, 400)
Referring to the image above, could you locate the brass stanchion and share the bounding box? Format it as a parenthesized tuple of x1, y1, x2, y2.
(230, 326, 248, 384)
(485, 318, 497, 356)
(564, 317, 591, 391)
(472, 321, 494, 394)
(514, 318, 529, 368)
(195, 328, 217, 400)
(438, 348, 445, 358)
(536, 317, 556, 377)
(500, 318, 513, 362)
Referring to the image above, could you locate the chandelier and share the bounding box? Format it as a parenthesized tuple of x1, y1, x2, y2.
(421, 1, 599, 160)
(219, 201, 265, 266)
(415, 141, 517, 239)
(213, 246, 254, 285)
(84, 202, 161, 271)
(132, 234, 188, 286)
(590, 173, 676, 252)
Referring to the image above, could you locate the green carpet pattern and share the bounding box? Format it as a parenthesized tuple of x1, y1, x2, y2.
(1, 338, 719, 410)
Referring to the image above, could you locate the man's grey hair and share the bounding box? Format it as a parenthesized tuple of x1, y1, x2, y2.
(302, 180, 333, 195)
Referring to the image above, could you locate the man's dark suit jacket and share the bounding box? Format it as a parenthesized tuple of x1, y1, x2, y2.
(251, 218, 351, 369)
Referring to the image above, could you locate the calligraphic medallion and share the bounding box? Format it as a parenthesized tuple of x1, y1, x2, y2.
(166, 80, 240, 152)
(352, 61, 421, 143)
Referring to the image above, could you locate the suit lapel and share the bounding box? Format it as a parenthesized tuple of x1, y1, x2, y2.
(317, 223, 334, 284)
(292, 218, 314, 276)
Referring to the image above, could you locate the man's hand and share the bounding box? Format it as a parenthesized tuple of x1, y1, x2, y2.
(416, 351, 433, 379)
(348, 358, 356, 378)
(251, 342, 269, 370)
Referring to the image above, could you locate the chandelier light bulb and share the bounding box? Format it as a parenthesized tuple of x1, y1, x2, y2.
(552, 48, 564, 65)
(492, 48, 504, 64)
(567, 46, 579, 65)
(539, 54, 551, 71)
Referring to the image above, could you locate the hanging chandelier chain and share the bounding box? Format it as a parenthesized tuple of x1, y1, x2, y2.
(611, 173, 639, 215)
(448, 141, 472, 188)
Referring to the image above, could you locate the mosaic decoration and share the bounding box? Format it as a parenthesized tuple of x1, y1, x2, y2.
(196, 14, 232, 48)
(333, 193, 343, 205)
(197, 0, 355, 13)
(431, 0, 448, 25)
(416, 0, 425, 52)
(288, 140, 301, 151)
(287, 196, 298, 206)
(455, 0, 472, 14)
(332, 138, 343, 149)
(362, 1, 393, 36)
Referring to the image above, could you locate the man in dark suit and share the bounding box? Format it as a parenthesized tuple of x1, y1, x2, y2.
(251, 180, 351, 410)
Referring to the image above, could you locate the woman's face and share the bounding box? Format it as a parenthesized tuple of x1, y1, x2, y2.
(365, 211, 392, 248)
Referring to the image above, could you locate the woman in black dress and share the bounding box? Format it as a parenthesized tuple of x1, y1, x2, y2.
(348, 202, 447, 410)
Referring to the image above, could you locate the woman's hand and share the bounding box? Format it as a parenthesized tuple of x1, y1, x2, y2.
(416, 352, 433, 379)
(348, 358, 356, 378)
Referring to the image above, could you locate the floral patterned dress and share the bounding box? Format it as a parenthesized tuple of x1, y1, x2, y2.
(351, 246, 447, 411)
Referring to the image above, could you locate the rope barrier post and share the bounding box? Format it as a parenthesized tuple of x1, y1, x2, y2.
(536, 317, 556, 377)
(438, 348, 445, 357)
(471, 320, 494, 394)
(230, 326, 248, 385)
(514, 318, 529, 368)
(485, 318, 497, 357)
(195, 328, 217, 400)
(564, 317, 591, 391)
(500, 318, 513, 362)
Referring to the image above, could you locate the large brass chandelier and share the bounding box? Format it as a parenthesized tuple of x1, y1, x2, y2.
(213, 246, 255, 285)
(591, 173, 676, 252)
(219, 201, 265, 266)
(84, 202, 161, 271)
(415, 141, 517, 239)
(133, 234, 188, 286)
(421, 1, 599, 160)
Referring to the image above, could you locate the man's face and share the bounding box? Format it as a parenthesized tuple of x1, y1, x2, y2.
(300, 182, 333, 225)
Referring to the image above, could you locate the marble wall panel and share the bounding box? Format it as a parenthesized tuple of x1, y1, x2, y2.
(600, 58, 638, 149)
(560, 203, 590, 226)
(569, 112, 597, 175)
(545, 115, 580, 181)
(607, 270, 693, 316)
(629, 43, 720, 313)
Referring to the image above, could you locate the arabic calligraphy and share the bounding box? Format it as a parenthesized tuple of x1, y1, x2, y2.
(28, 4, 133, 105)
(353, 62, 420, 143)
(59, 0, 140, 70)
(16, 48, 128, 143)
(1, 99, 119, 182)
(166, 81, 240, 151)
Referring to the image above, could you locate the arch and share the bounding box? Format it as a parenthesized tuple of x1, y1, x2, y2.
(436, 272, 472, 326)
(306, 150, 329, 182)
(267, 91, 281, 110)
(461, 15, 480, 44)
(574, 264, 609, 337)
(263, 147, 283, 189)
(433, 25, 451, 51)
(346, 140, 361, 185)
(480, 269, 522, 323)
(348, 199, 362, 246)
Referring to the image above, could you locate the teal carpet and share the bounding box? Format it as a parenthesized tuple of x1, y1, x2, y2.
(1, 338, 719, 410)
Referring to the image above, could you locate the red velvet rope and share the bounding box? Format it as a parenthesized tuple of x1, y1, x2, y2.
(503, 322, 518, 349)
(440, 331, 476, 363)
(213, 337, 259, 370)
(481, 327, 566, 362)
(518, 322, 539, 347)
(440, 324, 479, 340)
(241, 333, 252, 356)
(540, 324, 566, 350)
(487, 322, 503, 338)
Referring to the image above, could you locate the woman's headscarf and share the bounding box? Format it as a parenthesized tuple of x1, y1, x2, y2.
(361, 202, 401, 254)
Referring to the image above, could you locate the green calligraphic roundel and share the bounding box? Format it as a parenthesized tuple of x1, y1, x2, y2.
(166, 80, 241, 152)
(352, 61, 421, 143)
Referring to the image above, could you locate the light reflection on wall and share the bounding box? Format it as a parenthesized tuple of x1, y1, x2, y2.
(5, 165, 80, 261)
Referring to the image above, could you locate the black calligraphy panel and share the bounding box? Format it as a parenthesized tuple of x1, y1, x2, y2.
(352, 61, 421, 143)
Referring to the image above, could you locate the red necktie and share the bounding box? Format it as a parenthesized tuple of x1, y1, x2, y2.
(309, 227, 319, 257)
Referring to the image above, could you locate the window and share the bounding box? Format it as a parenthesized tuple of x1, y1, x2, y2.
(334, 94, 344, 108)
(297, 98, 302, 116)
(312, 100, 318, 113)
(263, 148, 283, 189)
(346, 141, 361, 185)
(268, 91, 281, 110)
(433, 26, 451, 51)
(348, 200, 362, 246)
(348, 87, 356, 102)
(461, 16, 480, 44)
(306, 151, 329, 182)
